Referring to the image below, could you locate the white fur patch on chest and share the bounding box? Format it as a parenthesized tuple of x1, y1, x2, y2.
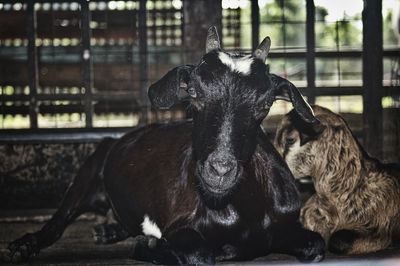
(218, 52, 253, 75)
(141, 215, 162, 239)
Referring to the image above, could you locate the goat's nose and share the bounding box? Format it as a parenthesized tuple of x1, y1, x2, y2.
(209, 159, 236, 177)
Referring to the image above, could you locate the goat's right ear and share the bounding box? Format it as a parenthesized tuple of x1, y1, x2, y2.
(148, 65, 194, 109)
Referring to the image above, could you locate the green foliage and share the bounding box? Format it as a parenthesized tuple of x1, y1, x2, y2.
(384, 10, 398, 46)
(259, 0, 306, 47)
(255, 0, 397, 48)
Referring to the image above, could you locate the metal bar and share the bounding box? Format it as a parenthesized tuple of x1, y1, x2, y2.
(251, 0, 260, 51)
(2, 85, 398, 103)
(80, 0, 93, 128)
(0, 128, 130, 144)
(299, 86, 362, 96)
(362, 0, 383, 158)
(223, 49, 399, 58)
(306, 0, 316, 104)
(27, 0, 38, 128)
(0, 0, 127, 2)
(138, 0, 148, 125)
(335, 21, 342, 87)
(303, 86, 398, 96)
(3, 86, 397, 109)
(1, 93, 137, 102)
(0, 105, 142, 116)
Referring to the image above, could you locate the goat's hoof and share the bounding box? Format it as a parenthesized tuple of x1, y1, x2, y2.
(296, 231, 326, 263)
(93, 224, 118, 244)
(93, 223, 130, 245)
(131, 235, 158, 263)
(7, 234, 39, 262)
(93, 224, 115, 244)
(328, 229, 359, 254)
(131, 235, 179, 264)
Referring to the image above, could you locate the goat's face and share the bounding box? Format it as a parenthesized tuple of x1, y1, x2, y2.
(189, 50, 271, 197)
(274, 105, 338, 179)
(149, 27, 317, 201)
(274, 113, 315, 179)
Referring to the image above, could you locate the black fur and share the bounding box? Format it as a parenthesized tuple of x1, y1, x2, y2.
(328, 230, 360, 254)
(8, 27, 325, 264)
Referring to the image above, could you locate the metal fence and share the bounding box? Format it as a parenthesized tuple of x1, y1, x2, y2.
(0, 1, 183, 129)
(0, 1, 399, 146)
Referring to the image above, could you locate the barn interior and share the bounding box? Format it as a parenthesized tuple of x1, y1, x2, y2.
(0, 0, 399, 265)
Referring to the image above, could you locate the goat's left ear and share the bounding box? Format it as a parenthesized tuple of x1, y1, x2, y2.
(270, 74, 317, 124)
(299, 123, 326, 145)
(148, 65, 194, 109)
(286, 109, 325, 145)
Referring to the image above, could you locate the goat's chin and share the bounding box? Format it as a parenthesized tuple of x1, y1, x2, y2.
(194, 166, 243, 209)
(198, 186, 233, 210)
(195, 179, 237, 210)
(203, 183, 231, 195)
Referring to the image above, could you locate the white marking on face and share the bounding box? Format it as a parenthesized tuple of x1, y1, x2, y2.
(284, 140, 303, 179)
(141, 215, 162, 239)
(218, 52, 253, 75)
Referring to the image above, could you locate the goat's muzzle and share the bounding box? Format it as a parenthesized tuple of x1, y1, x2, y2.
(197, 153, 241, 196)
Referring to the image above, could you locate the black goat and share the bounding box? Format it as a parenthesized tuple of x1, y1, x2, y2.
(8, 27, 324, 264)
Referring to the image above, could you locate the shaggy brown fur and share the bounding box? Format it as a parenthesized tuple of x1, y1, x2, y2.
(274, 105, 400, 254)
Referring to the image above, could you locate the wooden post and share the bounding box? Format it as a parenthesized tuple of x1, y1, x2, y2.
(183, 0, 222, 64)
(362, 0, 383, 159)
(306, 0, 316, 104)
(383, 108, 400, 163)
(138, 0, 149, 125)
(81, 0, 93, 128)
(27, 0, 38, 128)
(251, 0, 260, 51)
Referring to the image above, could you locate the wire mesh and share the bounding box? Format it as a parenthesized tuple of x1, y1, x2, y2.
(0, 0, 398, 129)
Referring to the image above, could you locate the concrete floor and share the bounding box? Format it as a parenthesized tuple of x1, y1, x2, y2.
(0, 210, 399, 266)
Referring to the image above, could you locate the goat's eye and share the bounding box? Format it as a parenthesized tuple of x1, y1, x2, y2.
(264, 98, 274, 110)
(285, 137, 296, 146)
(187, 87, 197, 98)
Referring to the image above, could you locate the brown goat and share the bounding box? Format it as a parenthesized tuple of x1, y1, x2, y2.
(274, 105, 400, 254)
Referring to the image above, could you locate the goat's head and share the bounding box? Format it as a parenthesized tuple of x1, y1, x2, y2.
(148, 26, 317, 202)
(274, 105, 361, 180)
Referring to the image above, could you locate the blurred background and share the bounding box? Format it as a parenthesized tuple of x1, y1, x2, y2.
(0, 0, 399, 209)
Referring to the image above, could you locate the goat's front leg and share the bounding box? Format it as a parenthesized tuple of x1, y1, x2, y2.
(131, 228, 214, 265)
(270, 222, 325, 262)
(7, 138, 115, 262)
(300, 195, 339, 242)
(329, 229, 392, 254)
(93, 222, 130, 244)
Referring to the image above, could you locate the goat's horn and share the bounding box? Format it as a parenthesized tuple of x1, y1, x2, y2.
(206, 26, 221, 53)
(253, 36, 271, 62)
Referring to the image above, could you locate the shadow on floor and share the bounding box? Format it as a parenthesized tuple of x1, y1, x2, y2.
(0, 209, 399, 265)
